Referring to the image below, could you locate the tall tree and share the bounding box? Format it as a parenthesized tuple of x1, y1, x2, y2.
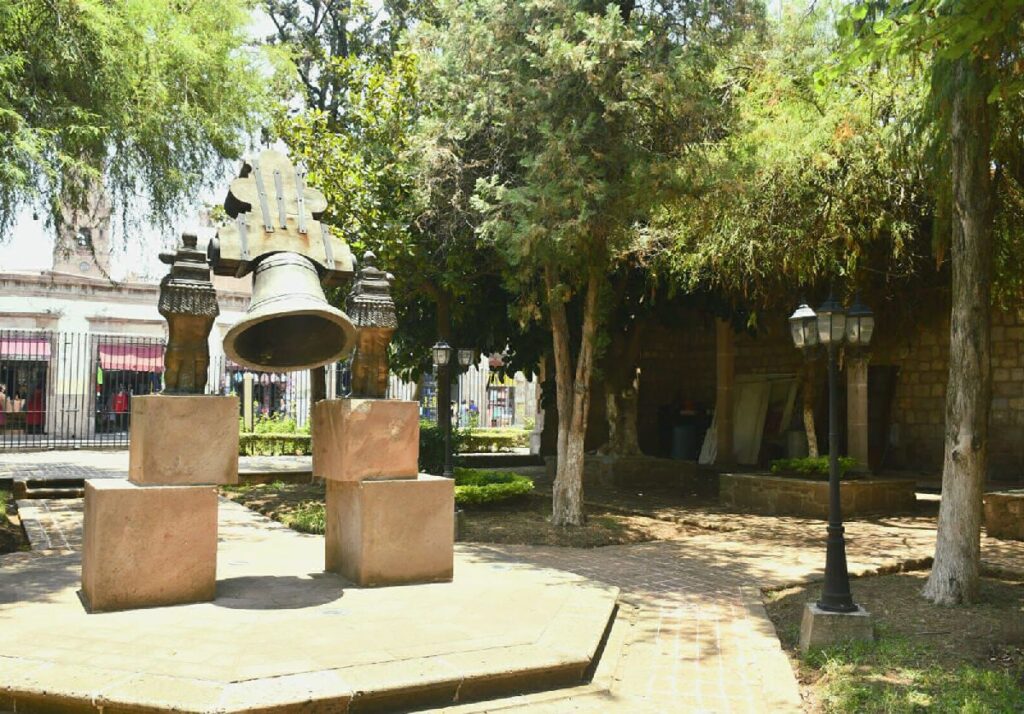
(658, 3, 931, 459)
(417, 0, 756, 524)
(0, 0, 267, 232)
(839, 0, 1024, 605)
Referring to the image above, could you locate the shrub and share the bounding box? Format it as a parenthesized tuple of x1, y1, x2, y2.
(239, 433, 312, 456)
(770, 456, 858, 479)
(419, 420, 467, 474)
(454, 467, 534, 506)
(460, 428, 531, 453)
(239, 413, 309, 435)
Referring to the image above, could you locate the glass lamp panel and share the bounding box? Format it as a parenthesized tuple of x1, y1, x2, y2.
(859, 315, 875, 346)
(846, 316, 861, 345)
(803, 320, 820, 347)
(457, 348, 474, 368)
(830, 311, 847, 343)
(816, 312, 833, 345)
(790, 319, 804, 348)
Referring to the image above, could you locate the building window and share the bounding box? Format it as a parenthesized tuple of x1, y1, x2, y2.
(76, 227, 92, 249)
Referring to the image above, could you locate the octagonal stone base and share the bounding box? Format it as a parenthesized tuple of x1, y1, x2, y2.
(2, 500, 618, 713)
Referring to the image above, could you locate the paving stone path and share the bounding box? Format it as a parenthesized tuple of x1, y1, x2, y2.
(0, 450, 311, 484)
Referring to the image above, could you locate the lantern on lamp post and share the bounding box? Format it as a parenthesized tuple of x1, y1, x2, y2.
(432, 342, 476, 480)
(789, 292, 875, 616)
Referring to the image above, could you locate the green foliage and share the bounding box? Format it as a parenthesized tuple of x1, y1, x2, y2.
(238, 433, 312, 456)
(461, 428, 530, 453)
(453, 468, 534, 506)
(287, 503, 326, 535)
(803, 630, 1024, 713)
(660, 4, 930, 308)
(0, 0, 268, 232)
(833, 0, 1024, 306)
(418, 420, 467, 475)
(770, 456, 858, 478)
(250, 413, 308, 435)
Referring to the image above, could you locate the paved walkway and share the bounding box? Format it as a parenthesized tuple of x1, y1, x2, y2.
(0, 449, 311, 484)
(9, 453, 1024, 712)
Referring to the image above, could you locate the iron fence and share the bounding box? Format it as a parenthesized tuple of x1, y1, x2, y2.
(0, 329, 537, 450)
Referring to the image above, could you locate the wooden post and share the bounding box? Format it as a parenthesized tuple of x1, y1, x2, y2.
(846, 355, 870, 470)
(715, 319, 735, 465)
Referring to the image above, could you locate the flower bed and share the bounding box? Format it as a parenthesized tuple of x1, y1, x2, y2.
(720, 472, 916, 518)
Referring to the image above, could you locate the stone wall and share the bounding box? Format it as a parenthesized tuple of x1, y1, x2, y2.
(635, 305, 1024, 478)
(984, 490, 1024, 540)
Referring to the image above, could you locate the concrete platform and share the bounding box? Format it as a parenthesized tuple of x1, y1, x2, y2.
(0, 500, 618, 713)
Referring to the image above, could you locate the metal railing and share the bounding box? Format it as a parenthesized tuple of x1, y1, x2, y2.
(0, 329, 537, 450)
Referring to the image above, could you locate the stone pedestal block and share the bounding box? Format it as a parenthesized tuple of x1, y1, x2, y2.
(313, 399, 419, 482)
(798, 603, 874, 652)
(325, 474, 454, 586)
(81, 479, 218, 612)
(129, 394, 239, 485)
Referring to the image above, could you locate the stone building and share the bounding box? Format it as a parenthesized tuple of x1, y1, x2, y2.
(631, 302, 1024, 480)
(0, 206, 256, 445)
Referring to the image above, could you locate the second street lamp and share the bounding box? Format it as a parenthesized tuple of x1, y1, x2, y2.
(789, 293, 875, 615)
(431, 341, 454, 478)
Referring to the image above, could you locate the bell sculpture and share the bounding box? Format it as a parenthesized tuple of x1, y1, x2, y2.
(207, 149, 357, 370)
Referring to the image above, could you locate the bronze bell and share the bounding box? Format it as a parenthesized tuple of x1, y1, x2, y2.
(223, 251, 357, 371)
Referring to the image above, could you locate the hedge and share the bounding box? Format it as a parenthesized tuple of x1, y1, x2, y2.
(239, 433, 312, 456)
(460, 428, 530, 453)
(454, 467, 534, 506)
(769, 456, 858, 479)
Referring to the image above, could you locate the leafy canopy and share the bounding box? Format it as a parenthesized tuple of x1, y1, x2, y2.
(0, 0, 268, 232)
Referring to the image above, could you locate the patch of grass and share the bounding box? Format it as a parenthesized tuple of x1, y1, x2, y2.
(805, 630, 1024, 713)
(766, 573, 1024, 713)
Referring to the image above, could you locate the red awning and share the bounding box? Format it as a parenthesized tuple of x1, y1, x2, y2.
(98, 344, 165, 372)
(0, 337, 51, 361)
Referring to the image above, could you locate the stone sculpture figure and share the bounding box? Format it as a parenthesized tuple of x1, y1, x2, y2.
(346, 251, 397, 398)
(158, 233, 219, 393)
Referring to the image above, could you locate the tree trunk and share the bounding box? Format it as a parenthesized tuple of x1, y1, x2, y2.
(923, 57, 994, 606)
(801, 359, 819, 458)
(598, 321, 643, 456)
(547, 265, 602, 526)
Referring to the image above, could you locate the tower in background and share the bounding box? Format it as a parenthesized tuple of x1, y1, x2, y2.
(52, 187, 112, 278)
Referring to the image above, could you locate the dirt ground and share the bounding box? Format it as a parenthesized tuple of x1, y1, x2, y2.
(765, 571, 1024, 711)
(222, 482, 691, 547)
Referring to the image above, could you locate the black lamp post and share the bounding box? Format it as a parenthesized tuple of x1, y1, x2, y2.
(432, 341, 454, 478)
(789, 293, 874, 613)
(432, 342, 476, 479)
